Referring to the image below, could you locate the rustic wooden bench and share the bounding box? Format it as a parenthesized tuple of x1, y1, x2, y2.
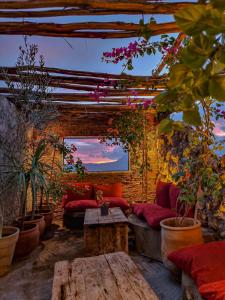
(51, 251, 159, 300)
(84, 207, 128, 256)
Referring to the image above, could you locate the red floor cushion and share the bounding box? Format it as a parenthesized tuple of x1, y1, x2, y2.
(102, 197, 129, 210)
(94, 182, 122, 197)
(143, 204, 176, 229)
(65, 199, 98, 212)
(132, 203, 149, 218)
(156, 181, 171, 208)
(65, 182, 93, 201)
(168, 241, 225, 300)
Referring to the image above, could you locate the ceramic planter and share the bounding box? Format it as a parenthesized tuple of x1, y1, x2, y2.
(14, 223, 39, 257)
(37, 207, 54, 230)
(160, 217, 203, 271)
(16, 215, 45, 237)
(0, 226, 19, 276)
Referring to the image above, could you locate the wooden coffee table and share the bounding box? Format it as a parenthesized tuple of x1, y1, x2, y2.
(84, 207, 128, 256)
(52, 251, 159, 300)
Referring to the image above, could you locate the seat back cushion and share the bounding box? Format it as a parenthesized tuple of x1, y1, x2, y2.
(168, 241, 225, 300)
(102, 197, 129, 211)
(143, 204, 176, 229)
(65, 199, 98, 212)
(65, 182, 94, 201)
(156, 181, 171, 208)
(94, 182, 122, 197)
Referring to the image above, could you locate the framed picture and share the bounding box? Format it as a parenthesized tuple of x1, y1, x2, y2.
(63, 137, 129, 172)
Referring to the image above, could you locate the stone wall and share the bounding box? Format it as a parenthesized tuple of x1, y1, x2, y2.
(0, 96, 24, 224)
(43, 110, 159, 203)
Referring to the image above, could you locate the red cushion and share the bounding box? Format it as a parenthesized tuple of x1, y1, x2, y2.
(102, 197, 129, 211)
(62, 195, 69, 208)
(169, 184, 180, 210)
(132, 203, 151, 218)
(65, 182, 93, 201)
(199, 280, 225, 300)
(156, 181, 171, 208)
(65, 199, 98, 212)
(168, 241, 225, 299)
(143, 204, 176, 229)
(94, 182, 122, 197)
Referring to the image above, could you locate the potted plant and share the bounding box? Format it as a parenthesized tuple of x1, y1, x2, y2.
(0, 205, 20, 276)
(36, 134, 67, 229)
(160, 120, 225, 269)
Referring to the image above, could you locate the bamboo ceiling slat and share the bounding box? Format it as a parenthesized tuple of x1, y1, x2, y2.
(0, 21, 179, 38)
(0, 1, 195, 15)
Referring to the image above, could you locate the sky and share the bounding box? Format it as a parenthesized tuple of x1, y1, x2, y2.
(0, 7, 225, 140)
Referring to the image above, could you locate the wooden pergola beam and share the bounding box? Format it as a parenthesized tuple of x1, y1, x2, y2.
(0, 69, 166, 86)
(153, 32, 186, 76)
(0, 21, 179, 38)
(0, 1, 196, 15)
(0, 85, 161, 98)
(0, 66, 153, 80)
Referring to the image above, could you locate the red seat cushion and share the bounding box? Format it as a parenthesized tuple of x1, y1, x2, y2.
(132, 203, 149, 218)
(65, 199, 98, 212)
(168, 241, 225, 300)
(94, 182, 122, 197)
(143, 204, 176, 229)
(65, 182, 93, 201)
(156, 181, 171, 208)
(102, 197, 129, 211)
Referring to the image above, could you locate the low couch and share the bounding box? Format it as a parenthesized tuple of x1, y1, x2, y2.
(62, 182, 129, 229)
(129, 181, 187, 261)
(168, 241, 225, 300)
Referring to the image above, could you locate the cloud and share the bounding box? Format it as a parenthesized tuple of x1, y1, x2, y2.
(214, 121, 225, 137)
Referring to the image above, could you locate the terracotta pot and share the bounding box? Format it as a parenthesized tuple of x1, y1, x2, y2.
(160, 217, 203, 270)
(16, 215, 45, 237)
(0, 226, 19, 276)
(36, 207, 54, 229)
(14, 223, 39, 258)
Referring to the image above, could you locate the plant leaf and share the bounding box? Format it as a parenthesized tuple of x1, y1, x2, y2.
(209, 75, 225, 101)
(158, 118, 173, 134)
(183, 107, 201, 126)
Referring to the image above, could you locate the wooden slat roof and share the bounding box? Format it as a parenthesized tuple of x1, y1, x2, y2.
(0, 0, 189, 110)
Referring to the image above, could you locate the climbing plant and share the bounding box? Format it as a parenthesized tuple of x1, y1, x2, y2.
(156, 0, 225, 131)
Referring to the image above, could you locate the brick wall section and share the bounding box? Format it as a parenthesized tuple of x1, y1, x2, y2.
(45, 110, 159, 204)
